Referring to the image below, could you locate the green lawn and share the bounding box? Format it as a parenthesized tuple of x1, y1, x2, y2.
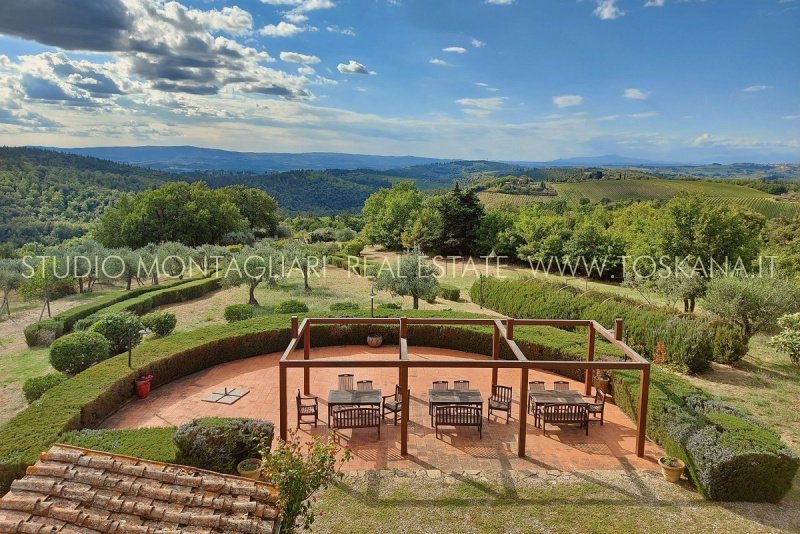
(0, 348, 50, 387)
(314, 475, 797, 534)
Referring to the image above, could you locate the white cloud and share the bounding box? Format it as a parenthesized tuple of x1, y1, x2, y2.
(598, 114, 620, 121)
(644, 0, 665, 6)
(783, 114, 800, 120)
(471, 39, 486, 48)
(429, 58, 448, 66)
(623, 88, 649, 100)
(443, 46, 467, 54)
(630, 111, 659, 118)
(456, 96, 507, 118)
(280, 51, 321, 63)
(284, 12, 308, 23)
(259, 21, 305, 37)
(594, 0, 625, 19)
(552, 95, 583, 108)
(693, 133, 713, 146)
(183, 6, 254, 35)
(484, 0, 514, 4)
(326, 25, 355, 36)
(298, 65, 316, 75)
(337, 60, 371, 74)
(743, 85, 771, 92)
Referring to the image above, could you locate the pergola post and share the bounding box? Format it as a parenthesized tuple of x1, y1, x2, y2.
(290, 315, 298, 338)
(491, 323, 500, 386)
(518, 366, 529, 458)
(279, 362, 287, 441)
(399, 363, 409, 456)
(303, 323, 311, 395)
(584, 323, 595, 396)
(636, 366, 650, 457)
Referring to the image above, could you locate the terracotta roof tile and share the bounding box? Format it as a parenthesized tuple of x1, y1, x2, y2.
(0, 444, 279, 533)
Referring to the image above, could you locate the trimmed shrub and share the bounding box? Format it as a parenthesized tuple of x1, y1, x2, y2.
(73, 317, 97, 331)
(340, 238, 366, 257)
(90, 311, 144, 355)
(173, 417, 274, 473)
(23, 319, 64, 347)
(377, 302, 401, 310)
(60, 427, 178, 464)
(224, 304, 254, 323)
(141, 311, 177, 337)
(611, 368, 799, 502)
(470, 277, 746, 372)
(437, 284, 461, 302)
(275, 300, 309, 314)
(49, 331, 111, 375)
(23, 373, 67, 403)
(85, 277, 220, 320)
(329, 301, 360, 311)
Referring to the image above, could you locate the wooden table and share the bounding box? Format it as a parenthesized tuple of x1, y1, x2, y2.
(428, 389, 484, 426)
(529, 390, 587, 427)
(327, 389, 381, 426)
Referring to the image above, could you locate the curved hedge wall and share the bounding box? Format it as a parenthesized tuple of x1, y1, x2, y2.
(1, 309, 795, 502)
(470, 277, 747, 373)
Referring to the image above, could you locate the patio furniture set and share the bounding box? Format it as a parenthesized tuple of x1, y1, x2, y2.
(296, 374, 607, 440)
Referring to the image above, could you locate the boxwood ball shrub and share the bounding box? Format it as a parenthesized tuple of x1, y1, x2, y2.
(49, 331, 111, 375)
(330, 301, 360, 311)
(437, 284, 461, 302)
(73, 317, 98, 331)
(173, 417, 274, 473)
(90, 311, 144, 354)
(224, 303, 254, 323)
(23, 319, 64, 348)
(141, 311, 177, 337)
(377, 302, 401, 310)
(275, 299, 309, 314)
(22, 373, 67, 403)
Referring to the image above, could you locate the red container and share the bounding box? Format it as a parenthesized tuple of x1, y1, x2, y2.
(135, 377, 153, 399)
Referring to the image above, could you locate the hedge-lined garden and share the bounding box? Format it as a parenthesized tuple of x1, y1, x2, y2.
(1, 309, 795, 502)
(470, 277, 747, 373)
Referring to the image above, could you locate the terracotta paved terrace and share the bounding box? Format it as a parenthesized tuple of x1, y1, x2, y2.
(103, 345, 662, 473)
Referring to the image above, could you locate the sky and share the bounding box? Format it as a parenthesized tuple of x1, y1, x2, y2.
(0, 0, 797, 163)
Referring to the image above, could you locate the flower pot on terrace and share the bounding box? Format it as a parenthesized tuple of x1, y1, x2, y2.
(594, 376, 611, 395)
(659, 456, 685, 483)
(367, 333, 383, 348)
(237, 458, 262, 480)
(135, 375, 154, 399)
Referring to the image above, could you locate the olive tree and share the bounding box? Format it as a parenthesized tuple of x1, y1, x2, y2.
(221, 245, 279, 306)
(375, 249, 439, 309)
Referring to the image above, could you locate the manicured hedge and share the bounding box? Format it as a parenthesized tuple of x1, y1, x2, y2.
(22, 373, 66, 403)
(437, 284, 461, 302)
(611, 368, 798, 502)
(60, 427, 178, 464)
(174, 417, 274, 473)
(470, 277, 746, 373)
(224, 304, 255, 323)
(23, 279, 189, 347)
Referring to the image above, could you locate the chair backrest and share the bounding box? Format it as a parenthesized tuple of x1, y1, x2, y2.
(392, 384, 407, 402)
(594, 389, 606, 404)
(435, 404, 481, 424)
(528, 381, 545, 391)
(453, 380, 470, 390)
(543, 403, 587, 422)
(492, 384, 512, 402)
(432, 380, 449, 390)
(338, 373, 354, 390)
(553, 381, 570, 391)
(357, 380, 373, 391)
(296, 389, 302, 406)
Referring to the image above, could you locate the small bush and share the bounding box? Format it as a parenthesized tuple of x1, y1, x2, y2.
(334, 227, 357, 242)
(377, 302, 401, 310)
(330, 301, 360, 311)
(221, 230, 255, 246)
(23, 373, 66, 403)
(49, 331, 111, 375)
(275, 300, 309, 314)
(437, 284, 461, 302)
(90, 311, 144, 354)
(173, 417, 274, 473)
(23, 319, 64, 347)
(224, 304, 254, 323)
(340, 238, 367, 257)
(308, 227, 336, 243)
(141, 311, 177, 337)
(72, 317, 97, 331)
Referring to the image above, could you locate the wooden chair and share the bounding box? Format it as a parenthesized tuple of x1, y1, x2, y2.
(434, 405, 482, 439)
(357, 380, 373, 391)
(338, 374, 354, 390)
(382, 384, 408, 425)
(527, 381, 545, 412)
(587, 389, 606, 425)
(453, 380, 470, 390)
(432, 380, 449, 390)
(332, 407, 381, 438)
(296, 390, 318, 428)
(541, 404, 589, 436)
(488, 384, 512, 423)
(553, 381, 570, 391)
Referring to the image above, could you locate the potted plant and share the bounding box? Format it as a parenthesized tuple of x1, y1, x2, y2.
(658, 455, 685, 482)
(135, 374, 154, 399)
(367, 333, 383, 348)
(237, 458, 262, 480)
(593, 369, 611, 395)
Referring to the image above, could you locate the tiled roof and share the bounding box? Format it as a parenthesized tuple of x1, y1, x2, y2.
(0, 444, 280, 534)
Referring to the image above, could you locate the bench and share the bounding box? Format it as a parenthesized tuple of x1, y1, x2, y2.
(541, 404, 589, 436)
(331, 407, 381, 438)
(433, 405, 482, 439)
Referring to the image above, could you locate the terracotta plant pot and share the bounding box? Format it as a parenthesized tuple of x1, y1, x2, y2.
(594, 376, 611, 395)
(367, 333, 383, 348)
(135, 376, 154, 399)
(237, 458, 262, 480)
(659, 457, 685, 483)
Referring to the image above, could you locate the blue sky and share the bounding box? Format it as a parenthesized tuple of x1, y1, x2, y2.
(0, 0, 797, 162)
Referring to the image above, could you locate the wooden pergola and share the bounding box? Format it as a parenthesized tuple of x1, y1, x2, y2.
(278, 316, 651, 458)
